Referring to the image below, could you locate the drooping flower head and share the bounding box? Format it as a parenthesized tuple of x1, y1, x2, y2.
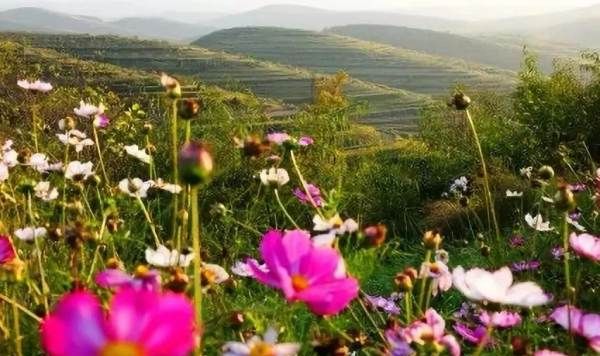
(160, 73, 181, 98)
(41, 288, 197, 356)
(248, 229, 358, 315)
(569, 233, 600, 262)
(452, 266, 549, 307)
(259, 168, 289, 187)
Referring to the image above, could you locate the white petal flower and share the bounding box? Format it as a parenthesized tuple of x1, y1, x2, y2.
(520, 166, 533, 179)
(28, 153, 50, 173)
(74, 101, 105, 118)
(151, 178, 182, 194)
(312, 214, 359, 236)
(0, 164, 8, 182)
(259, 168, 289, 187)
(57, 130, 94, 152)
(145, 244, 194, 267)
(64, 161, 94, 181)
(566, 217, 586, 232)
(506, 190, 523, 198)
(124, 145, 151, 164)
(118, 178, 153, 198)
(17, 79, 52, 92)
(34, 181, 59, 201)
(525, 213, 554, 232)
(452, 266, 549, 307)
(222, 327, 300, 356)
(202, 262, 230, 284)
(15, 227, 47, 241)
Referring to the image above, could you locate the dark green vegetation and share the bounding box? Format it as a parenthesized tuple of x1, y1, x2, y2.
(195, 27, 516, 96)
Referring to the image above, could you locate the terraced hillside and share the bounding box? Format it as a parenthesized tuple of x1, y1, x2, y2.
(326, 24, 570, 72)
(195, 27, 517, 96)
(1, 33, 430, 135)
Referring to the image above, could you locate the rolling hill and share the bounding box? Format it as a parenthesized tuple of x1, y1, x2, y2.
(0, 7, 214, 41)
(1, 33, 430, 135)
(195, 27, 516, 96)
(325, 24, 567, 72)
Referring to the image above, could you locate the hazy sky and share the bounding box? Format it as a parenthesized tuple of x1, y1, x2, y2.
(3, 0, 600, 19)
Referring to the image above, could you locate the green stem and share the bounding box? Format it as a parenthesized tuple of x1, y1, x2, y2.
(273, 189, 299, 228)
(357, 297, 387, 343)
(170, 99, 180, 241)
(473, 325, 493, 356)
(0, 292, 42, 323)
(27, 193, 49, 314)
(465, 109, 500, 242)
(190, 186, 203, 356)
(136, 196, 161, 247)
(11, 290, 23, 356)
(562, 212, 575, 347)
(31, 103, 39, 152)
(290, 150, 324, 217)
(404, 292, 413, 324)
(417, 250, 432, 314)
(323, 317, 354, 343)
(61, 145, 70, 229)
(92, 126, 109, 186)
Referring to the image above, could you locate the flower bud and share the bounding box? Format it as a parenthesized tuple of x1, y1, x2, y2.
(105, 257, 123, 269)
(160, 73, 181, 99)
(394, 272, 413, 292)
(554, 184, 576, 212)
(403, 267, 418, 281)
(179, 142, 213, 185)
(229, 311, 245, 327)
(423, 230, 442, 250)
(480, 244, 491, 257)
(17, 179, 36, 195)
(538, 165, 555, 180)
(17, 149, 31, 164)
(363, 224, 387, 247)
(450, 92, 471, 110)
(62, 116, 76, 130)
(177, 98, 202, 120)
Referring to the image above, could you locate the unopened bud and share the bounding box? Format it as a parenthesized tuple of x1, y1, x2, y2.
(480, 245, 491, 257)
(554, 184, 576, 212)
(177, 98, 202, 120)
(142, 122, 153, 134)
(423, 230, 442, 250)
(179, 142, 213, 185)
(538, 165, 555, 180)
(394, 273, 413, 292)
(363, 224, 387, 247)
(450, 92, 471, 110)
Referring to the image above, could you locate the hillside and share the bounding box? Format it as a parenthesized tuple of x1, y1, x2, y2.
(528, 18, 600, 49)
(1, 33, 430, 134)
(326, 24, 568, 72)
(206, 4, 465, 32)
(195, 27, 516, 96)
(0, 7, 213, 41)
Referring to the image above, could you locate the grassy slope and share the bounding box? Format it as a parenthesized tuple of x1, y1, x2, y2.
(325, 24, 569, 72)
(194, 27, 516, 96)
(1, 33, 430, 134)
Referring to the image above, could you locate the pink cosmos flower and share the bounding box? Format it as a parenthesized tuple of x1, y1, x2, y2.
(479, 310, 522, 328)
(248, 229, 359, 315)
(453, 323, 488, 345)
(534, 350, 567, 356)
(292, 183, 323, 207)
(569, 233, 600, 262)
(94, 113, 110, 128)
(266, 132, 291, 145)
(0, 235, 16, 265)
(390, 308, 460, 356)
(550, 305, 600, 352)
(298, 136, 314, 146)
(41, 288, 197, 356)
(17, 79, 53, 92)
(95, 267, 161, 291)
(420, 261, 452, 296)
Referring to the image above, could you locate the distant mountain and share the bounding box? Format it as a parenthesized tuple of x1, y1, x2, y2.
(528, 18, 600, 49)
(0, 7, 214, 41)
(207, 4, 466, 32)
(326, 24, 572, 72)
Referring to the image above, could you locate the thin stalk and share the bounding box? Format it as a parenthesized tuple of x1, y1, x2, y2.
(273, 188, 299, 228)
(404, 292, 413, 324)
(562, 212, 575, 346)
(417, 250, 432, 313)
(225, 216, 262, 236)
(465, 109, 500, 242)
(78, 185, 95, 218)
(31, 103, 39, 152)
(170, 99, 180, 241)
(61, 145, 70, 229)
(290, 150, 324, 217)
(92, 126, 109, 186)
(136, 196, 161, 247)
(190, 186, 203, 356)
(0, 293, 42, 323)
(11, 290, 23, 356)
(27, 193, 49, 313)
(357, 297, 387, 343)
(323, 317, 354, 343)
(145, 134, 154, 180)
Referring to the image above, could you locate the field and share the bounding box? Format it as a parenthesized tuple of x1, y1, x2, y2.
(1, 15, 600, 356)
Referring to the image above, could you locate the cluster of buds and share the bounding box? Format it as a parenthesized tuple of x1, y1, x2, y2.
(423, 230, 442, 250)
(394, 267, 418, 292)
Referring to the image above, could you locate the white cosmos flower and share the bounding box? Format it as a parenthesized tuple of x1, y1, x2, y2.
(64, 161, 94, 181)
(452, 266, 549, 307)
(222, 327, 300, 356)
(313, 214, 358, 234)
(17, 79, 53, 92)
(28, 153, 50, 173)
(124, 145, 151, 164)
(73, 101, 105, 118)
(118, 178, 153, 198)
(152, 178, 182, 194)
(520, 166, 533, 179)
(15, 227, 47, 241)
(1, 141, 18, 168)
(259, 168, 289, 187)
(506, 190, 523, 198)
(145, 245, 194, 267)
(34, 181, 59, 201)
(202, 262, 230, 285)
(57, 130, 94, 152)
(525, 213, 554, 232)
(567, 217, 586, 232)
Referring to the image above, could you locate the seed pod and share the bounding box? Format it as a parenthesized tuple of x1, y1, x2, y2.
(179, 141, 213, 186)
(177, 98, 202, 120)
(363, 224, 387, 247)
(450, 92, 471, 110)
(538, 165, 555, 180)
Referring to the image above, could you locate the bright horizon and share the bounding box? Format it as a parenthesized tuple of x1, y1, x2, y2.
(2, 0, 600, 20)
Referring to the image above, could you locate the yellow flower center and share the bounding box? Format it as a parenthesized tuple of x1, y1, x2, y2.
(100, 342, 145, 356)
(291, 274, 309, 292)
(249, 342, 276, 356)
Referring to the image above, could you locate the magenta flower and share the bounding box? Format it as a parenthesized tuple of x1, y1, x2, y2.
(479, 310, 521, 328)
(509, 235, 525, 247)
(298, 136, 314, 146)
(41, 288, 197, 356)
(248, 229, 359, 315)
(0, 235, 16, 265)
(453, 323, 489, 345)
(95, 267, 161, 291)
(550, 305, 600, 352)
(569, 233, 600, 262)
(293, 183, 323, 207)
(394, 309, 460, 356)
(551, 246, 564, 260)
(365, 294, 401, 315)
(94, 113, 110, 129)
